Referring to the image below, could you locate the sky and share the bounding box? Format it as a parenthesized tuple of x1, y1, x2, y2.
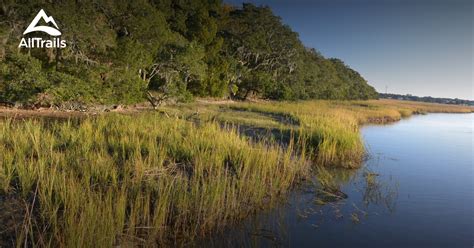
(225, 0, 473, 100)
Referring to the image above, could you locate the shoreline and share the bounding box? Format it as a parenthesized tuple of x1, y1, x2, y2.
(0, 99, 472, 246)
(0, 99, 472, 120)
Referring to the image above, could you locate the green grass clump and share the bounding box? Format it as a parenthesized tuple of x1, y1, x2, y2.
(0, 114, 309, 247)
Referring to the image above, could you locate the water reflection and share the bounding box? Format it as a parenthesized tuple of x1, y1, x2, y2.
(301, 163, 399, 224)
(359, 170, 398, 213)
(195, 162, 400, 247)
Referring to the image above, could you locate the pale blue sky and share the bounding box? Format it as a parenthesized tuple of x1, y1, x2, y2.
(226, 0, 473, 99)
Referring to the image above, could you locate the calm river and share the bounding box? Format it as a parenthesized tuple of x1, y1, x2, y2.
(197, 113, 473, 247)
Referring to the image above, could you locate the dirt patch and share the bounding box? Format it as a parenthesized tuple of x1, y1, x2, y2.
(196, 99, 237, 105)
(0, 105, 151, 120)
(0, 107, 89, 119)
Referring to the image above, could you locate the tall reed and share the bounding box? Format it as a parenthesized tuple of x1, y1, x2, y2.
(1, 99, 470, 246)
(0, 114, 309, 247)
(222, 99, 472, 168)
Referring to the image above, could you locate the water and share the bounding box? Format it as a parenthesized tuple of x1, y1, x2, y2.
(197, 113, 473, 247)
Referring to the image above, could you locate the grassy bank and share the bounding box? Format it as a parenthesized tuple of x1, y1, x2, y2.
(0, 100, 471, 246)
(160, 99, 472, 168)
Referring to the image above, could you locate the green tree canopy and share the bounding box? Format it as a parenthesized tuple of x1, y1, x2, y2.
(0, 1, 378, 107)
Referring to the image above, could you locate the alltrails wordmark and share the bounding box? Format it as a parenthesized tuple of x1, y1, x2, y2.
(19, 37, 66, 48)
(19, 9, 67, 48)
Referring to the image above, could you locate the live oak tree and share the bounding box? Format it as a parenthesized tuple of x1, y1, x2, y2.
(0, 1, 377, 107)
(219, 4, 301, 99)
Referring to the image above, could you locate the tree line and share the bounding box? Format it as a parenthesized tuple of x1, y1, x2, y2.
(0, 0, 378, 108)
(379, 93, 474, 106)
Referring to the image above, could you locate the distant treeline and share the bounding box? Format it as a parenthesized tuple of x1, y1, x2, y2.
(380, 93, 474, 106)
(0, 1, 377, 107)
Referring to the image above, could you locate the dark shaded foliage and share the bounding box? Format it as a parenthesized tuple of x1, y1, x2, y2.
(0, 1, 377, 106)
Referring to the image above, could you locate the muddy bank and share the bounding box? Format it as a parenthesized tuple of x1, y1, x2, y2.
(0, 105, 152, 120)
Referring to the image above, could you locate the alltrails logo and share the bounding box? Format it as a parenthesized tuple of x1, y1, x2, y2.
(19, 9, 67, 48)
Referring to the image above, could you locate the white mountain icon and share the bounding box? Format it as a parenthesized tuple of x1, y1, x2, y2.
(23, 9, 61, 36)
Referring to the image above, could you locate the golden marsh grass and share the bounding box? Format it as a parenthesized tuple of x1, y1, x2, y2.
(0, 99, 471, 246)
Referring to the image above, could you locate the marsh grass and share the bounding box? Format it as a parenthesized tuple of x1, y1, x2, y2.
(0, 114, 309, 247)
(0, 99, 471, 246)
(199, 100, 472, 168)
